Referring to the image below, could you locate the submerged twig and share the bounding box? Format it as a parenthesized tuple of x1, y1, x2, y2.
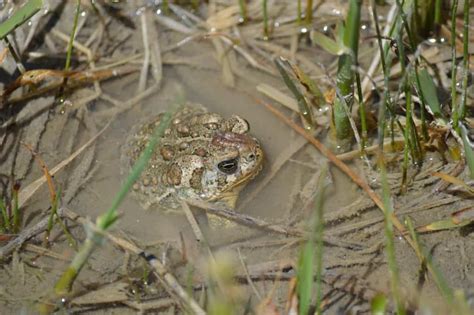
(188, 200, 361, 249)
(3, 67, 137, 105)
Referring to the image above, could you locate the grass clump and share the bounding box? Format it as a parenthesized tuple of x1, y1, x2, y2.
(331, 0, 361, 148)
(0, 183, 21, 234)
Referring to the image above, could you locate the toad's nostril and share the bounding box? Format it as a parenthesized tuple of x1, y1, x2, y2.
(248, 153, 255, 160)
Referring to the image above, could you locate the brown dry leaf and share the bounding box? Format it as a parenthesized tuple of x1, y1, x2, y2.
(3, 67, 137, 104)
(416, 217, 472, 233)
(416, 207, 474, 232)
(324, 88, 335, 104)
(423, 126, 449, 155)
(432, 172, 474, 195)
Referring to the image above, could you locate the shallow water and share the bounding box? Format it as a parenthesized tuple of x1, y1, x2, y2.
(1, 1, 473, 314)
(83, 53, 357, 248)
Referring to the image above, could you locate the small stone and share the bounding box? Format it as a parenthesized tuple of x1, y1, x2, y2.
(142, 178, 150, 186)
(132, 183, 140, 191)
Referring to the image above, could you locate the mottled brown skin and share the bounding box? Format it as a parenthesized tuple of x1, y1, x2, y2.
(121, 103, 264, 211)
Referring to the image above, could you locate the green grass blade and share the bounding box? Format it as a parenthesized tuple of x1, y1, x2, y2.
(371, 293, 388, 315)
(47, 189, 59, 231)
(460, 124, 474, 179)
(419, 218, 472, 231)
(332, 0, 361, 143)
(434, 0, 442, 26)
(46, 187, 62, 243)
(311, 31, 347, 55)
(459, 0, 470, 120)
(53, 107, 176, 299)
(0, 198, 8, 233)
(405, 218, 456, 306)
(371, 1, 389, 152)
(297, 238, 314, 315)
(355, 65, 367, 148)
(262, 0, 269, 39)
(380, 160, 406, 315)
(418, 68, 442, 118)
(64, 0, 81, 72)
(162, 0, 170, 15)
(343, 0, 362, 51)
(450, 0, 459, 129)
(399, 33, 411, 190)
(290, 64, 326, 109)
(313, 166, 327, 314)
(297, 166, 327, 315)
(395, 0, 430, 141)
(0, 0, 43, 39)
(305, 0, 313, 25)
(275, 58, 314, 129)
(238, 0, 247, 23)
(12, 183, 20, 233)
(97, 109, 175, 230)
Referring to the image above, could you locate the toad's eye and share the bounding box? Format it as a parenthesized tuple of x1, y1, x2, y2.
(218, 158, 238, 174)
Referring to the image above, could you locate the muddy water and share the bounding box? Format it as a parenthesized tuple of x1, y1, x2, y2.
(0, 6, 362, 310)
(1, 2, 472, 314)
(84, 52, 357, 249)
